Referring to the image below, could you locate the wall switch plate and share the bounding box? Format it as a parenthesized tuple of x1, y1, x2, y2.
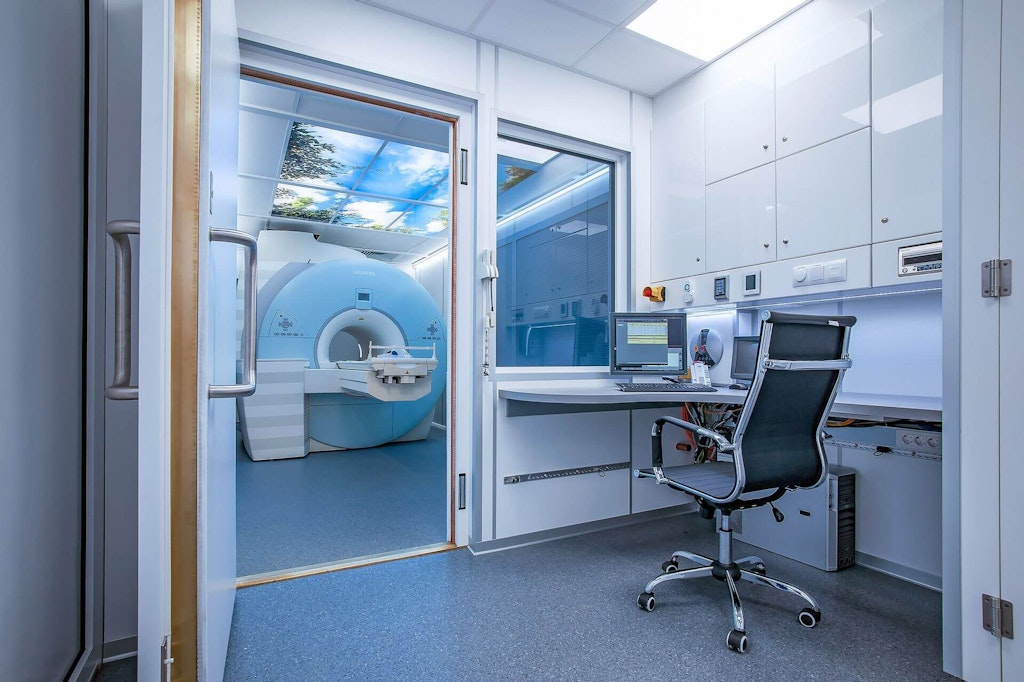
(794, 259, 847, 287)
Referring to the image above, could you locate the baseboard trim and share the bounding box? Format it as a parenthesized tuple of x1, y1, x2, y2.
(469, 504, 697, 555)
(102, 636, 138, 663)
(855, 551, 942, 592)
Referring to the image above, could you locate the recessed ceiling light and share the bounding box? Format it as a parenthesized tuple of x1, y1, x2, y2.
(627, 0, 807, 62)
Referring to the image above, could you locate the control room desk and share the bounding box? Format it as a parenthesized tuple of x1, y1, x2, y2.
(483, 383, 941, 544)
(499, 384, 942, 422)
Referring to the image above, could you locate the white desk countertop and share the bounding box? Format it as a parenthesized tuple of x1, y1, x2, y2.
(498, 384, 941, 422)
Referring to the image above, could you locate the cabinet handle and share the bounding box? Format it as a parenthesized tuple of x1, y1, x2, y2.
(763, 242, 770, 249)
(696, 257, 701, 262)
(762, 144, 769, 150)
(881, 217, 889, 224)
(782, 136, 788, 142)
(782, 239, 789, 245)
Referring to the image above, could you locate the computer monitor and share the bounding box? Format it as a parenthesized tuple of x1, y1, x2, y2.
(731, 335, 761, 383)
(609, 312, 687, 375)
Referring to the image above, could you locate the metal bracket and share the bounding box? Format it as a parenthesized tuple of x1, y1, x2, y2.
(982, 259, 1012, 298)
(983, 594, 1014, 639)
(161, 635, 174, 682)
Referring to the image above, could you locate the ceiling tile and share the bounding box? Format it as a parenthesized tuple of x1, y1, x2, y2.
(549, 0, 654, 26)
(355, 0, 492, 33)
(473, 0, 614, 66)
(574, 30, 704, 96)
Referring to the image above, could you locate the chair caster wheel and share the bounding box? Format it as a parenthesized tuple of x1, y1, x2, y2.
(798, 607, 821, 628)
(727, 629, 748, 653)
(661, 560, 679, 573)
(637, 592, 655, 612)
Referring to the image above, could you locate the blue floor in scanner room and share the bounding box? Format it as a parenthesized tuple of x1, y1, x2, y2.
(225, 513, 954, 682)
(235, 426, 448, 576)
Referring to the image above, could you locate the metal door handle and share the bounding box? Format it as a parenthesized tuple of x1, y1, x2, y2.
(105, 220, 140, 400)
(209, 228, 258, 398)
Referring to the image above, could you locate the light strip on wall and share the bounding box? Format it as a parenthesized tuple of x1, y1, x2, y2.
(627, 0, 807, 62)
(496, 166, 610, 232)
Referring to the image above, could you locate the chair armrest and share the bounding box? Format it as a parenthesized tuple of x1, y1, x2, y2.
(651, 415, 734, 468)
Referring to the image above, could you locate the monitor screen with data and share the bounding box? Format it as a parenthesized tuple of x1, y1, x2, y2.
(609, 312, 686, 375)
(731, 335, 761, 382)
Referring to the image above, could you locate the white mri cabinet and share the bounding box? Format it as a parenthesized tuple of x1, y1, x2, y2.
(650, 102, 706, 281)
(705, 163, 777, 272)
(775, 13, 871, 157)
(704, 68, 775, 184)
(776, 128, 872, 261)
(871, 0, 944, 243)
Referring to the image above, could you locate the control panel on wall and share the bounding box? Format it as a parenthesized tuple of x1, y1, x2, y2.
(714, 275, 729, 300)
(742, 270, 761, 296)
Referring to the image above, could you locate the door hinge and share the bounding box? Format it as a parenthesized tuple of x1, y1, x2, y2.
(459, 149, 469, 185)
(161, 634, 174, 682)
(982, 594, 1014, 639)
(982, 259, 1012, 297)
(457, 473, 467, 510)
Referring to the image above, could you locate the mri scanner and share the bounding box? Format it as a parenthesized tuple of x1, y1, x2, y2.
(239, 231, 446, 461)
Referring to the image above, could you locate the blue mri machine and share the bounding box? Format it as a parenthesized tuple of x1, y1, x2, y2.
(238, 244, 446, 461)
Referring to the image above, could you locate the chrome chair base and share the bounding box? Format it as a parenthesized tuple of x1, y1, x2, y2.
(637, 525, 822, 653)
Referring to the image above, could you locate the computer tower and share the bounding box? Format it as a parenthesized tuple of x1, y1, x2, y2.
(733, 465, 855, 572)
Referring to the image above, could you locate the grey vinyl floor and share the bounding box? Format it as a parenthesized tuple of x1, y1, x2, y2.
(236, 427, 448, 576)
(225, 512, 957, 681)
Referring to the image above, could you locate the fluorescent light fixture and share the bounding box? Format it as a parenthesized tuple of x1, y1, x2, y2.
(495, 166, 610, 231)
(627, 0, 807, 61)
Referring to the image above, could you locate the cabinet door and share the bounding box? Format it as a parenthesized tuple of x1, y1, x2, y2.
(777, 129, 871, 260)
(705, 68, 775, 183)
(871, 0, 943, 242)
(776, 14, 870, 157)
(705, 164, 776, 271)
(651, 103, 705, 279)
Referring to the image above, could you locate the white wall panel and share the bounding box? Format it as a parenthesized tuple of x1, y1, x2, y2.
(494, 406, 630, 538)
(496, 49, 632, 149)
(236, 0, 479, 94)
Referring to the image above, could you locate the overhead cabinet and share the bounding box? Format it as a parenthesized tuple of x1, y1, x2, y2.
(871, 0, 944, 242)
(705, 163, 776, 272)
(704, 68, 775, 184)
(776, 129, 871, 260)
(775, 14, 871, 157)
(650, 103, 705, 280)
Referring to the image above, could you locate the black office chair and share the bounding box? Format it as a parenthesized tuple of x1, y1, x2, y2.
(634, 311, 855, 653)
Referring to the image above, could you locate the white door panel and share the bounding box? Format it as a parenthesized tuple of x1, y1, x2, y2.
(705, 164, 776, 272)
(872, 0, 944, 242)
(775, 14, 870, 157)
(705, 68, 775, 183)
(776, 129, 871, 260)
(1000, 0, 1024, 675)
(138, 0, 240, 679)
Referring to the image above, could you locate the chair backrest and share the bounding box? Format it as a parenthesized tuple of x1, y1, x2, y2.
(732, 311, 856, 494)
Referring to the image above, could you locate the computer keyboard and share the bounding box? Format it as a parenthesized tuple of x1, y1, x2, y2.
(616, 382, 717, 393)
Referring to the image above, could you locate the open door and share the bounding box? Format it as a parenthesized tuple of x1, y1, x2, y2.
(138, 0, 242, 679)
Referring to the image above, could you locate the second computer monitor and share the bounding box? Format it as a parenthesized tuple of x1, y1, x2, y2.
(609, 312, 687, 375)
(731, 335, 761, 383)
